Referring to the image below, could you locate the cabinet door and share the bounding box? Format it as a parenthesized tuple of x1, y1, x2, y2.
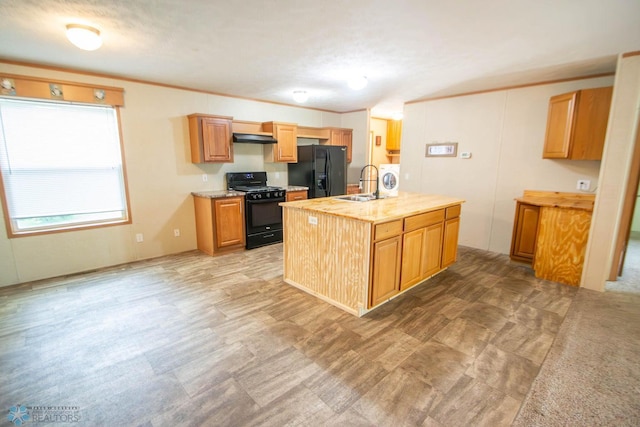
(386, 120, 402, 151)
(441, 217, 460, 268)
(400, 228, 425, 291)
(275, 124, 297, 162)
(510, 202, 540, 263)
(286, 190, 307, 201)
(342, 130, 353, 163)
(542, 92, 577, 159)
(422, 222, 444, 278)
(214, 197, 245, 248)
(202, 117, 233, 162)
(330, 129, 353, 163)
(370, 236, 402, 307)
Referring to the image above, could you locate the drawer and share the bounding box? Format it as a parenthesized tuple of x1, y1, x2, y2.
(404, 209, 445, 232)
(286, 191, 307, 202)
(374, 220, 403, 241)
(446, 204, 461, 219)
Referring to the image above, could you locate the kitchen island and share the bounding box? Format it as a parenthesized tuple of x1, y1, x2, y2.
(280, 192, 464, 316)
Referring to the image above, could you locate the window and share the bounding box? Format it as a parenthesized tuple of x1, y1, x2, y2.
(0, 98, 130, 236)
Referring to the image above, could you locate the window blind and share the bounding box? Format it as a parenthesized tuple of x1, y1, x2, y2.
(0, 98, 128, 233)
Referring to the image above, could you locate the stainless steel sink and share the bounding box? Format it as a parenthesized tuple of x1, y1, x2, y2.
(334, 194, 382, 202)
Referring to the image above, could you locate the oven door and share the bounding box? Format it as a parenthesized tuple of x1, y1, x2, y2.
(245, 197, 284, 249)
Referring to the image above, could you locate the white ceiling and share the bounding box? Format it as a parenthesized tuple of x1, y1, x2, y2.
(0, 0, 638, 117)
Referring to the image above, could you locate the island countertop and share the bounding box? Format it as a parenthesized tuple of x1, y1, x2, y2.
(280, 191, 464, 223)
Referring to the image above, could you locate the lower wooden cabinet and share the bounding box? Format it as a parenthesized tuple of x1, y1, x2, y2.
(286, 190, 308, 202)
(371, 235, 402, 307)
(423, 222, 445, 277)
(441, 206, 461, 268)
(370, 204, 461, 308)
(193, 196, 245, 255)
(400, 227, 427, 291)
(510, 202, 540, 263)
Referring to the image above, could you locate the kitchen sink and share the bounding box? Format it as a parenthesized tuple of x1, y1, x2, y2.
(334, 194, 382, 202)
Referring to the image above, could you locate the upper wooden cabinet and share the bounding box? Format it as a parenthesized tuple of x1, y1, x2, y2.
(263, 122, 298, 163)
(386, 120, 402, 151)
(542, 87, 613, 160)
(188, 114, 233, 163)
(328, 128, 353, 163)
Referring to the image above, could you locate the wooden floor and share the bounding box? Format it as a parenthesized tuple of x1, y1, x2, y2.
(0, 244, 577, 426)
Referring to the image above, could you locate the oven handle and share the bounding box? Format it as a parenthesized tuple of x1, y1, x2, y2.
(246, 197, 286, 204)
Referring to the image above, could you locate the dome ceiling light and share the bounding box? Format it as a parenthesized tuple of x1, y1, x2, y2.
(348, 76, 368, 90)
(292, 90, 309, 103)
(66, 24, 102, 51)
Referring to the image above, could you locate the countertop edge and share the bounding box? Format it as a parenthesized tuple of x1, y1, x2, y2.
(281, 192, 465, 223)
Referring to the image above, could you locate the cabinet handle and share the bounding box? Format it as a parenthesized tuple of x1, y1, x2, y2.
(263, 234, 274, 238)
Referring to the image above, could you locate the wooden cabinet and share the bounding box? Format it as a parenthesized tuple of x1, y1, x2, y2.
(510, 202, 540, 263)
(286, 190, 307, 202)
(386, 119, 402, 151)
(263, 122, 298, 163)
(542, 86, 613, 160)
(400, 210, 444, 291)
(441, 205, 461, 268)
(188, 114, 233, 163)
(329, 128, 353, 163)
(510, 190, 595, 286)
(193, 196, 245, 256)
(371, 220, 403, 307)
(347, 184, 361, 195)
(370, 205, 461, 308)
(400, 228, 426, 291)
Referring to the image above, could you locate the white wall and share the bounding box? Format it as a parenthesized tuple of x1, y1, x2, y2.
(341, 110, 370, 184)
(370, 118, 390, 168)
(0, 63, 344, 286)
(583, 54, 640, 290)
(401, 75, 614, 253)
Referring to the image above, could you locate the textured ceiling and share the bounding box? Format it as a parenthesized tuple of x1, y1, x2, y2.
(0, 0, 638, 117)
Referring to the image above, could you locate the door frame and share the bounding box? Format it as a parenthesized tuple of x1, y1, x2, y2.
(610, 113, 640, 280)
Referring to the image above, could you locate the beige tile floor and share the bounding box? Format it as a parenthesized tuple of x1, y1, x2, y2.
(0, 245, 578, 426)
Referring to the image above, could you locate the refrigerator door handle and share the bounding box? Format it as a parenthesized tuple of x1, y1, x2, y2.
(327, 149, 332, 196)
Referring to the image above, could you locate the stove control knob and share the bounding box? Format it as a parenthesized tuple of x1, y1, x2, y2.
(266, 193, 271, 198)
(257, 194, 262, 199)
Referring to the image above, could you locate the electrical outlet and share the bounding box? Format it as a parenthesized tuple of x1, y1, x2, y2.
(308, 216, 318, 225)
(136, 233, 144, 242)
(202, 174, 208, 182)
(577, 180, 591, 191)
(173, 229, 180, 237)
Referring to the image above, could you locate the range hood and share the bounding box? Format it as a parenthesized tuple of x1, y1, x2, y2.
(232, 133, 277, 144)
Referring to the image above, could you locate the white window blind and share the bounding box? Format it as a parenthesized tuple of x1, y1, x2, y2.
(0, 98, 129, 234)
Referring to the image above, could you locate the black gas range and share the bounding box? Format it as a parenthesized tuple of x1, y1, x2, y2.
(226, 172, 286, 249)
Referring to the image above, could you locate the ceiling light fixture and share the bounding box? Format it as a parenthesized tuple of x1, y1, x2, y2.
(348, 76, 368, 90)
(66, 24, 102, 51)
(292, 90, 309, 103)
(391, 112, 404, 120)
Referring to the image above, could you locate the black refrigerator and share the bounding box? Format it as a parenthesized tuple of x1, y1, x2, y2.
(288, 145, 347, 198)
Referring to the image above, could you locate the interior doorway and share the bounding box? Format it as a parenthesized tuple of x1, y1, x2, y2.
(608, 112, 640, 291)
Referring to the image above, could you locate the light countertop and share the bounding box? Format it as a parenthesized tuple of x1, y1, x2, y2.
(516, 191, 596, 212)
(191, 190, 245, 199)
(280, 191, 464, 223)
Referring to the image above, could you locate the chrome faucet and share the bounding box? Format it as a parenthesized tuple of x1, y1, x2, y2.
(359, 164, 379, 199)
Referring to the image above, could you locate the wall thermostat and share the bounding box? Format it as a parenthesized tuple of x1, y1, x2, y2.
(460, 152, 472, 159)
